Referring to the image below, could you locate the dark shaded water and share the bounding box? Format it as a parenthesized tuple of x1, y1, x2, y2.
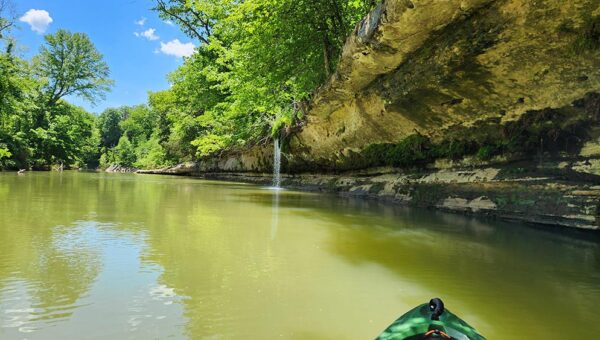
(0, 172, 599, 339)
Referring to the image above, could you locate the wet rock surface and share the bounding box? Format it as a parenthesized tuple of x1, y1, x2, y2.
(105, 164, 138, 173)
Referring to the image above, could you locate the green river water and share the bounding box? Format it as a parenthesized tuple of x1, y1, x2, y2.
(0, 172, 599, 339)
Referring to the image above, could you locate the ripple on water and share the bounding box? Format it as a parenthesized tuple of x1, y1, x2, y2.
(0, 279, 89, 332)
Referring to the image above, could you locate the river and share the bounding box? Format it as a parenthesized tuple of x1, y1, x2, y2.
(0, 172, 599, 339)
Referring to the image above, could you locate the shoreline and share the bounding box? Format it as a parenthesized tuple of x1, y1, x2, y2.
(138, 161, 600, 231)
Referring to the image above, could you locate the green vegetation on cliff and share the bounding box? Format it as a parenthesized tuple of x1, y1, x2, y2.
(148, 0, 375, 158)
(93, 0, 377, 169)
(86, 0, 377, 170)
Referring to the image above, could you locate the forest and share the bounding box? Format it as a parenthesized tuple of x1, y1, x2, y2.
(0, 0, 377, 170)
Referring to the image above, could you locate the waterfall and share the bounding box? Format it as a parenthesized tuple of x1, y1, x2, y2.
(273, 138, 282, 188)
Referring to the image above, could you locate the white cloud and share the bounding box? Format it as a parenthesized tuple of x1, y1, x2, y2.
(159, 39, 195, 58)
(19, 9, 53, 34)
(135, 17, 146, 26)
(135, 28, 159, 41)
(164, 20, 174, 26)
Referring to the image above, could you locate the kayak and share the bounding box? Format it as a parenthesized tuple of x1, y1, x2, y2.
(377, 298, 485, 340)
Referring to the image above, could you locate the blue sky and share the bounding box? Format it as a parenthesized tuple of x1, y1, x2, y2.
(12, 0, 197, 114)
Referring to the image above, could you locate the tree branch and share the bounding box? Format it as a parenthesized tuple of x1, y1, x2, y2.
(155, 0, 210, 45)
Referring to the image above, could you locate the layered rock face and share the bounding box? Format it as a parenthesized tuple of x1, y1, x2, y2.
(291, 0, 600, 168)
(144, 0, 600, 229)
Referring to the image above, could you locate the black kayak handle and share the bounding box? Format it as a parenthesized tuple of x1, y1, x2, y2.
(429, 298, 445, 320)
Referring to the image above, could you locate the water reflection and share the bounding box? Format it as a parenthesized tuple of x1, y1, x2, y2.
(216, 184, 600, 338)
(0, 173, 103, 336)
(270, 188, 281, 240)
(0, 172, 599, 339)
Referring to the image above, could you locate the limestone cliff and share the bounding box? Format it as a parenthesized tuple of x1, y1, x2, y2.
(291, 0, 600, 169)
(142, 0, 600, 230)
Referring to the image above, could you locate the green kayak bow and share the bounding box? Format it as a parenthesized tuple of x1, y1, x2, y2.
(377, 298, 485, 340)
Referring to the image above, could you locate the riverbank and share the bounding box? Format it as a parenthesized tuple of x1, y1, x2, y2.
(138, 159, 600, 230)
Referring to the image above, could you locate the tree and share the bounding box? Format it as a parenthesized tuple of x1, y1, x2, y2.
(135, 133, 169, 169)
(119, 105, 159, 143)
(0, 0, 14, 38)
(113, 135, 136, 167)
(1, 26, 106, 170)
(34, 29, 113, 107)
(28, 103, 98, 169)
(150, 0, 375, 158)
(0, 45, 40, 169)
(98, 107, 126, 148)
(96, 104, 173, 168)
(153, 0, 224, 44)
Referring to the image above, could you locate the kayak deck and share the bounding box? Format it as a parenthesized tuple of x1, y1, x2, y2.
(377, 299, 485, 340)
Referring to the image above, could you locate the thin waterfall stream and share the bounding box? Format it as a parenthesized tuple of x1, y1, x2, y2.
(273, 138, 281, 188)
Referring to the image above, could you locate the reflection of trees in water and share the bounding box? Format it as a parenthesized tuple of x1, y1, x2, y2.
(271, 189, 280, 240)
(110, 179, 378, 338)
(131, 182, 285, 338)
(134, 183, 600, 338)
(3, 173, 598, 339)
(0, 173, 287, 337)
(0, 174, 103, 328)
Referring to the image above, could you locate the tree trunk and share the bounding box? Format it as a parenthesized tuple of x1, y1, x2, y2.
(322, 33, 332, 77)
